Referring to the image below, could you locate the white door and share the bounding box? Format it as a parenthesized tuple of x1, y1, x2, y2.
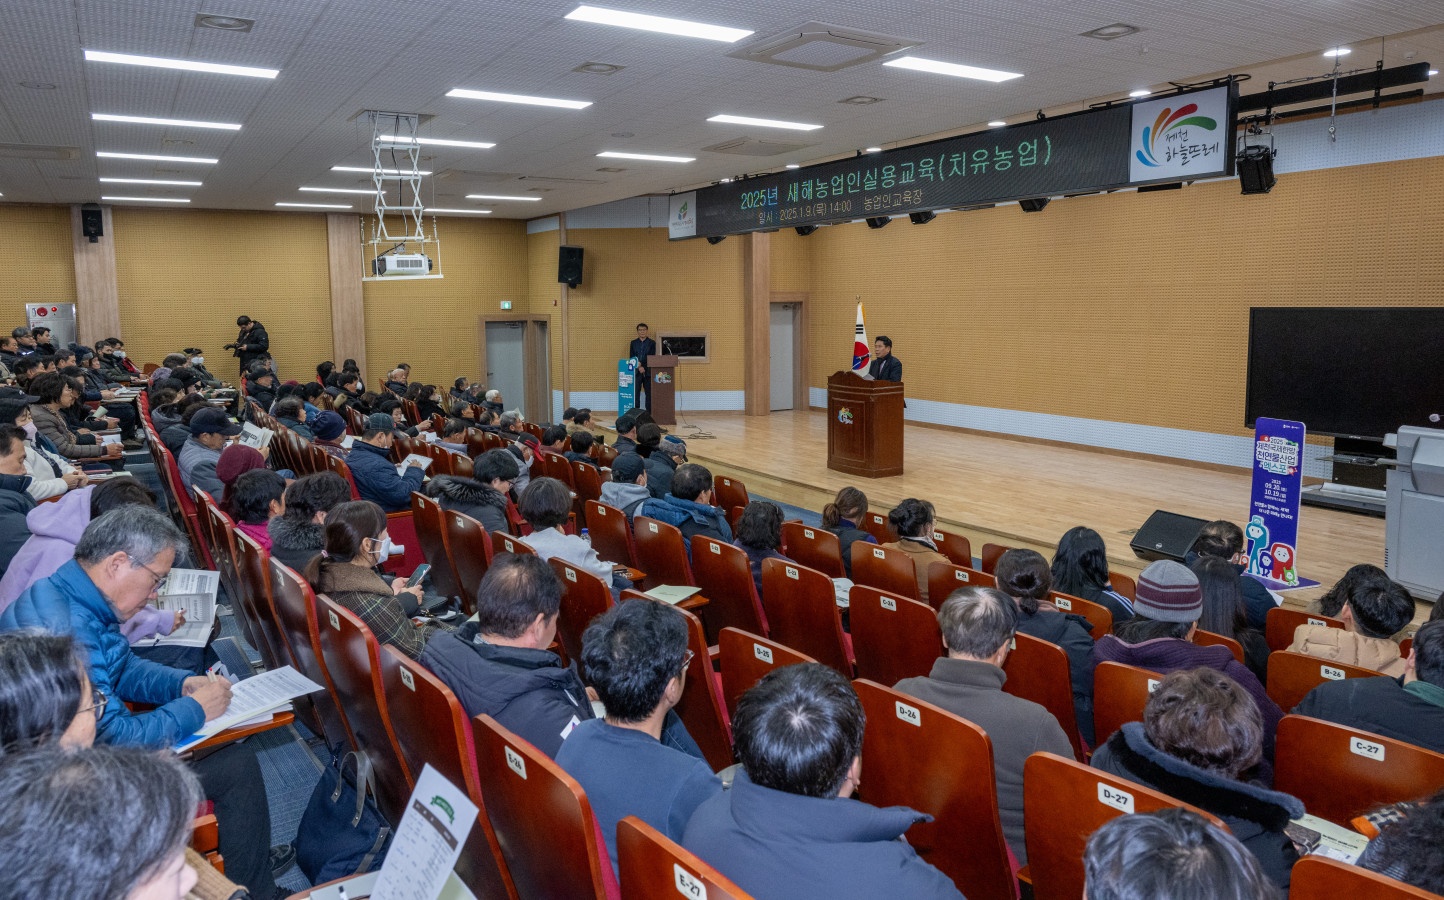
(770, 304, 796, 411)
(485, 321, 527, 417)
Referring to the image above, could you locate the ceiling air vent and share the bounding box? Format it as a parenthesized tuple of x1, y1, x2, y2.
(727, 23, 920, 72)
(0, 142, 79, 160)
(702, 137, 814, 157)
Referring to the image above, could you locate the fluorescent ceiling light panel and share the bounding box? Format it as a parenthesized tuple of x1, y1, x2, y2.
(97, 151, 217, 164)
(83, 49, 278, 79)
(330, 166, 433, 175)
(1323, 47, 1350, 57)
(100, 196, 190, 203)
(92, 113, 241, 130)
(883, 56, 1023, 83)
(424, 208, 493, 214)
(387, 136, 497, 149)
(785, 163, 800, 169)
(987, 120, 1006, 127)
(464, 194, 542, 201)
(300, 186, 378, 194)
(446, 88, 591, 110)
(276, 202, 351, 209)
(99, 177, 202, 186)
(597, 151, 694, 163)
(1129, 89, 1152, 97)
(707, 114, 822, 131)
(564, 5, 752, 42)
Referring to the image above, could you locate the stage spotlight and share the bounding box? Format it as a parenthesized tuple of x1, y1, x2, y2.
(1018, 198, 1049, 212)
(706, 235, 726, 244)
(795, 224, 818, 236)
(865, 216, 890, 229)
(908, 210, 936, 225)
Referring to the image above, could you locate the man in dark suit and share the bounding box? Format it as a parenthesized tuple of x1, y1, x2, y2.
(869, 335, 902, 382)
(628, 322, 657, 411)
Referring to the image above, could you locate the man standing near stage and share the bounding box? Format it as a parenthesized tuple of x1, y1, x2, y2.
(869, 335, 902, 382)
(629, 322, 657, 412)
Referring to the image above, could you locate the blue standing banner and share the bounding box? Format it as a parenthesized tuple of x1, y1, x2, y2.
(1245, 417, 1306, 587)
(616, 357, 639, 417)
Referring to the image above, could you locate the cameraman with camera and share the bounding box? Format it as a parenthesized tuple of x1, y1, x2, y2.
(226, 315, 269, 378)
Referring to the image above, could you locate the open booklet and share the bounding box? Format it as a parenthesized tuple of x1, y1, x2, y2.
(644, 584, 702, 605)
(173, 666, 324, 753)
(133, 568, 220, 648)
(397, 453, 432, 476)
(238, 421, 274, 450)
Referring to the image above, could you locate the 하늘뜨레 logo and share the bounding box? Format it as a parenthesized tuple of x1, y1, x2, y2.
(837, 408, 854, 425)
(1135, 102, 1217, 168)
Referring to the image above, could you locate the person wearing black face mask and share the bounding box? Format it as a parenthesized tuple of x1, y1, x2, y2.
(93, 341, 131, 385)
(303, 500, 450, 660)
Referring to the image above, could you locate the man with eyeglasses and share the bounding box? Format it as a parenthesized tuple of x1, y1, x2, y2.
(556, 598, 720, 873)
(0, 506, 287, 899)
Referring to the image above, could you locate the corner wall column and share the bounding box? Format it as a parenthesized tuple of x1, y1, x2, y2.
(326, 214, 367, 378)
(742, 231, 771, 416)
(71, 205, 120, 345)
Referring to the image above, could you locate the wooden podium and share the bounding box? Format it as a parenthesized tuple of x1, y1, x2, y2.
(647, 354, 679, 426)
(826, 371, 904, 477)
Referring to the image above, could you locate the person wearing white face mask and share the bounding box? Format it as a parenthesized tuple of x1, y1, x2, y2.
(0, 393, 86, 501)
(181, 347, 223, 388)
(304, 500, 449, 661)
(345, 412, 426, 512)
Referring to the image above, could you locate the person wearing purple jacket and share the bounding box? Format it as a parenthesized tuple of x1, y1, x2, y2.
(1090, 559, 1284, 759)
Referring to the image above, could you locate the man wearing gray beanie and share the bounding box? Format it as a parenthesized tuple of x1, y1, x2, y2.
(1090, 560, 1284, 756)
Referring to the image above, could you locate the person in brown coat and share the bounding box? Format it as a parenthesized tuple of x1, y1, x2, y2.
(880, 498, 950, 604)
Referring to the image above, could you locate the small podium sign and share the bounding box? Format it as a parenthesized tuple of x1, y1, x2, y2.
(1245, 417, 1305, 587)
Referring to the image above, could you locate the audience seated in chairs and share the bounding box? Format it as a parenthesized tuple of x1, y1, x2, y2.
(421, 553, 593, 758)
(612, 409, 641, 454)
(733, 500, 792, 597)
(1287, 572, 1413, 677)
(230, 469, 286, 552)
(556, 599, 721, 872)
(245, 365, 277, 411)
(178, 408, 241, 496)
(0, 393, 86, 500)
(538, 423, 568, 457)
(407, 383, 447, 422)
(683, 662, 965, 899)
(1313, 563, 1387, 618)
(1090, 667, 1304, 888)
(565, 429, 598, 468)
(996, 548, 1098, 746)
(600, 452, 651, 520)
(268, 471, 353, 575)
(304, 500, 448, 661)
(638, 462, 732, 551)
(308, 410, 350, 459)
(879, 498, 949, 604)
(0, 508, 281, 898)
(326, 370, 364, 413)
(347, 412, 426, 512)
(1185, 520, 1279, 630)
(0, 631, 103, 755)
(519, 477, 628, 595)
(0, 424, 37, 576)
(424, 447, 516, 534)
(28, 372, 124, 463)
(159, 395, 210, 455)
(1293, 620, 1444, 754)
(567, 407, 599, 441)
(1092, 559, 1283, 757)
(1193, 556, 1271, 682)
(1357, 787, 1444, 895)
(1083, 807, 1276, 900)
(215, 443, 269, 515)
(636, 422, 676, 498)
(1051, 526, 1134, 624)
(821, 486, 877, 580)
(435, 417, 470, 454)
(273, 395, 312, 440)
(894, 585, 1072, 865)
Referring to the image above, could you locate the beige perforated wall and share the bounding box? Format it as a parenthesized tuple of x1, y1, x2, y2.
(526, 228, 563, 385)
(803, 158, 1444, 437)
(0, 204, 76, 322)
(112, 208, 331, 379)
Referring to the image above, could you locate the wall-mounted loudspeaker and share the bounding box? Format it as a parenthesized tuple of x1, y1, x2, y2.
(1129, 510, 1209, 563)
(557, 245, 584, 287)
(1018, 197, 1050, 213)
(80, 204, 104, 243)
(1237, 145, 1277, 195)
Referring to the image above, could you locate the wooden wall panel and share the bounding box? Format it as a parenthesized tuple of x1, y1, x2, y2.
(327, 214, 366, 380)
(70, 206, 119, 346)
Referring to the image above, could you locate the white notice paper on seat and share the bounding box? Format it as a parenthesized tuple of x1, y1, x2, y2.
(369, 764, 480, 900)
(173, 665, 323, 753)
(397, 453, 432, 476)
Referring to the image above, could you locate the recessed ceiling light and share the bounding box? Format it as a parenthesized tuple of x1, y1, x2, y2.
(99, 177, 202, 186)
(1129, 89, 1152, 98)
(564, 5, 752, 43)
(884, 56, 1023, 83)
(424, 208, 493, 214)
(387, 136, 496, 150)
(276, 202, 351, 209)
(194, 14, 254, 31)
(1323, 47, 1350, 57)
(101, 196, 191, 203)
(300, 186, 377, 194)
(330, 166, 433, 175)
(92, 113, 241, 131)
(719, 177, 732, 183)
(446, 88, 591, 110)
(987, 120, 1006, 127)
(97, 151, 217, 164)
(707, 114, 822, 131)
(18, 81, 57, 90)
(464, 194, 543, 201)
(785, 163, 800, 169)
(83, 50, 278, 79)
(573, 62, 626, 75)
(839, 96, 883, 105)
(596, 151, 694, 162)
(865, 146, 882, 153)
(1080, 23, 1140, 40)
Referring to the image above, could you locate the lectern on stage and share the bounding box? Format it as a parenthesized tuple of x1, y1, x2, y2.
(826, 371, 904, 478)
(647, 354, 678, 426)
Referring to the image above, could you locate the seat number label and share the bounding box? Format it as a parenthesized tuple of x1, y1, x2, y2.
(1351, 737, 1384, 761)
(328, 610, 340, 630)
(649, 522, 659, 533)
(895, 701, 921, 726)
(1147, 678, 1160, 693)
(1308, 617, 1326, 627)
(674, 865, 706, 899)
(504, 746, 527, 778)
(399, 668, 415, 691)
(709, 542, 720, 554)
(1322, 665, 1345, 681)
(803, 528, 814, 539)
(786, 566, 799, 580)
(753, 643, 773, 664)
(564, 568, 576, 582)
(881, 597, 897, 611)
(1098, 783, 1134, 812)
(955, 570, 969, 581)
(872, 547, 886, 558)
(1054, 597, 1073, 610)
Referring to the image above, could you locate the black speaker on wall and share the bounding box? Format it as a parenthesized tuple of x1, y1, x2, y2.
(558, 245, 584, 287)
(1237, 145, 1277, 195)
(80, 203, 104, 243)
(1129, 510, 1210, 563)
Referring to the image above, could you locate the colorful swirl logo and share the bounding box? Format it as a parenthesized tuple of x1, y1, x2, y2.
(837, 408, 854, 425)
(1136, 103, 1217, 167)
(676, 201, 689, 220)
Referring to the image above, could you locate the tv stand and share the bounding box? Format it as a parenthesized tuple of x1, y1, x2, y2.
(1307, 436, 1392, 517)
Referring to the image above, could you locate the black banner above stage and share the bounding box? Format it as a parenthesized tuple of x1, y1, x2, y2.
(668, 84, 1236, 239)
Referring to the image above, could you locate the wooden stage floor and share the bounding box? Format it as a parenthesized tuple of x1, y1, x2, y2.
(678, 410, 1386, 609)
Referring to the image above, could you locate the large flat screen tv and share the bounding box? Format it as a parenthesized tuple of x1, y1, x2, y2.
(1245, 306, 1444, 439)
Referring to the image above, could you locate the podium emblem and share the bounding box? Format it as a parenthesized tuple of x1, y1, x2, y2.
(654, 372, 672, 384)
(837, 407, 854, 425)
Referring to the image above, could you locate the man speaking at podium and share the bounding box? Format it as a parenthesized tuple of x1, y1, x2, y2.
(868, 336, 901, 382)
(629, 322, 657, 411)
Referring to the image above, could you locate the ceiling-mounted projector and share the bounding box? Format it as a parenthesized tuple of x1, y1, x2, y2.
(371, 253, 432, 276)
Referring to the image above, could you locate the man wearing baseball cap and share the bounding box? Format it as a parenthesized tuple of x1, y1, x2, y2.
(178, 407, 242, 497)
(1091, 559, 1283, 755)
(600, 452, 650, 520)
(346, 412, 426, 512)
